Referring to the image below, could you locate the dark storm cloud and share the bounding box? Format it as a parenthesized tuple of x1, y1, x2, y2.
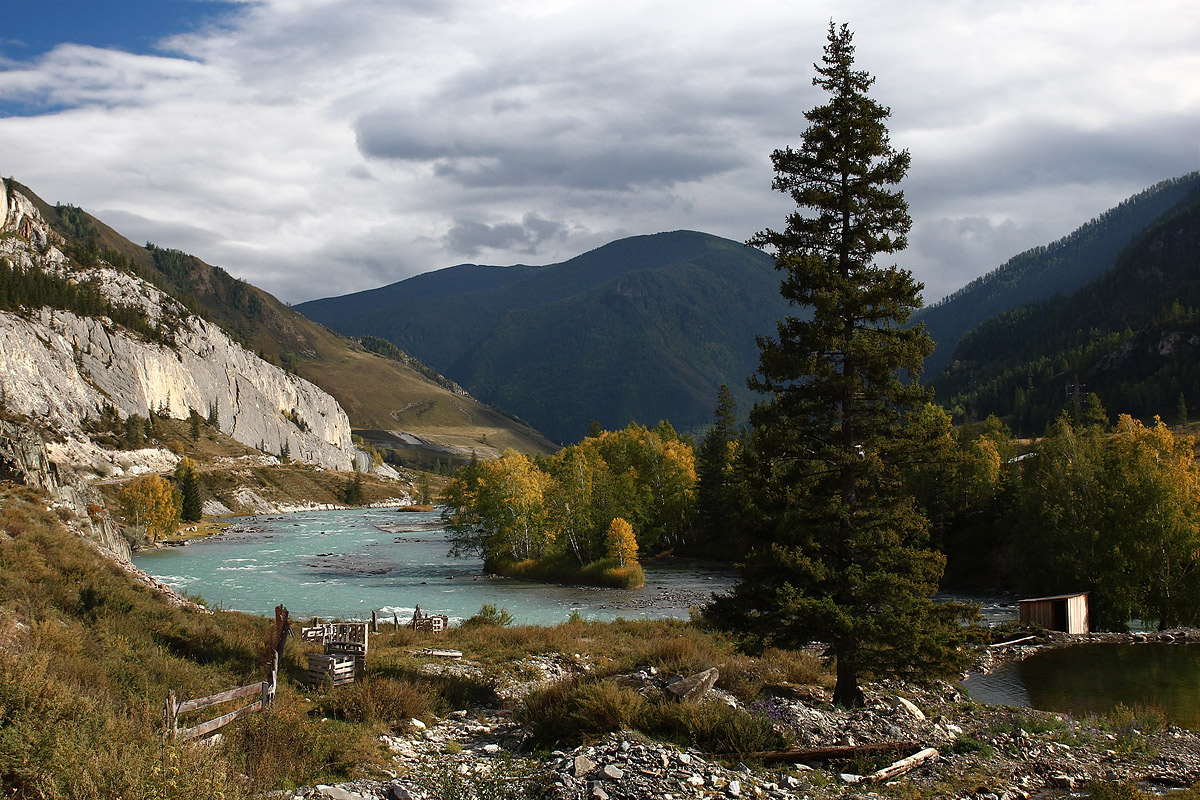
(444, 212, 567, 257)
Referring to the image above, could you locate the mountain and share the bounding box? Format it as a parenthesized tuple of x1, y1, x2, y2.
(298, 231, 793, 443)
(930, 181, 1200, 434)
(4, 178, 555, 462)
(917, 172, 1200, 379)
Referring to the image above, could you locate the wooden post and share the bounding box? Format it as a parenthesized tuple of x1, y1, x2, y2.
(372, 610, 378, 633)
(164, 689, 178, 740)
(393, 612, 399, 629)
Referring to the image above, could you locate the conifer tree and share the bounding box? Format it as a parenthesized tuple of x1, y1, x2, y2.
(175, 457, 203, 523)
(696, 385, 742, 546)
(710, 22, 976, 707)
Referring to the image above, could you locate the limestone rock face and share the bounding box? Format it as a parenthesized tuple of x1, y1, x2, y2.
(0, 181, 354, 471)
(0, 420, 131, 559)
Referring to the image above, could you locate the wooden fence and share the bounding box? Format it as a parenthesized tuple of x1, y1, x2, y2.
(164, 682, 268, 741)
(163, 605, 290, 742)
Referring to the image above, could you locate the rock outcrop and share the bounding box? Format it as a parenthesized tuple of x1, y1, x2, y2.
(0, 419, 131, 559)
(0, 179, 355, 472)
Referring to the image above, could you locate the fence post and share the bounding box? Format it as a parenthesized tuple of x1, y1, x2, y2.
(164, 689, 178, 740)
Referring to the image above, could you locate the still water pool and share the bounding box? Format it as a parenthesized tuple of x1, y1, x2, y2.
(962, 643, 1200, 729)
(133, 508, 736, 625)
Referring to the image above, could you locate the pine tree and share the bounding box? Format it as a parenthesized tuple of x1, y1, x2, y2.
(696, 385, 741, 547)
(710, 22, 977, 707)
(175, 457, 203, 523)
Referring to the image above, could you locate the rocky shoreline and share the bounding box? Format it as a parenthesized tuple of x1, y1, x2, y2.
(270, 636, 1200, 800)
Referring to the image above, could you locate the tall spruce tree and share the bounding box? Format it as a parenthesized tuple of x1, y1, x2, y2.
(696, 385, 741, 547)
(175, 457, 203, 523)
(710, 22, 976, 707)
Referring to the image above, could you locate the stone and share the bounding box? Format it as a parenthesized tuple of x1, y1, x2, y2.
(896, 696, 926, 720)
(574, 755, 598, 778)
(602, 764, 625, 780)
(390, 787, 415, 800)
(410, 718, 426, 730)
(727, 779, 742, 796)
(482, 744, 501, 754)
(313, 787, 367, 800)
(590, 786, 609, 800)
(665, 668, 720, 703)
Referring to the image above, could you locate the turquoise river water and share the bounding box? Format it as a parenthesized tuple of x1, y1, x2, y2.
(133, 508, 736, 625)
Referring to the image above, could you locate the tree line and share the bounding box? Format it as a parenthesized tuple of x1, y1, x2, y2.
(441, 422, 696, 589)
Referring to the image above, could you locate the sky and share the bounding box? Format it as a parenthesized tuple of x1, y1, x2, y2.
(1, 0, 1198, 305)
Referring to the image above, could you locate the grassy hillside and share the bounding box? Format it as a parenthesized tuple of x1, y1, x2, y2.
(299, 232, 792, 443)
(917, 172, 1200, 378)
(932, 184, 1200, 433)
(13, 180, 555, 457)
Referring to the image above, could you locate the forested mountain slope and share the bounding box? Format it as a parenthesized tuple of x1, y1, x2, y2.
(299, 232, 792, 443)
(917, 173, 1200, 378)
(931, 183, 1200, 434)
(9, 179, 555, 458)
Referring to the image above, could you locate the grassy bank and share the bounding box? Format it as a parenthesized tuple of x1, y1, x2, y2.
(0, 485, 385, 797)
(0, 484, 826, 796)
(486, 555, 646, 589)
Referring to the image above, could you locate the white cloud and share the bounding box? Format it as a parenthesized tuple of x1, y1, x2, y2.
(0, 0, 1197, 303)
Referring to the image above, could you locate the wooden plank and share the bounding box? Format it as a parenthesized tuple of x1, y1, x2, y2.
(177, 682, 266, 715)
(988, 635, 1035, 649)
(178, 699, 263, 741)
(414, 648, 462, 659)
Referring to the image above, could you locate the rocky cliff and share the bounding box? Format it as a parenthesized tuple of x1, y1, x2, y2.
(0, 419, 132, 559)
(0, 178, 355, 473)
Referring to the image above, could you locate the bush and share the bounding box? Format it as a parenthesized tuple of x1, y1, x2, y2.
(648, 698, 789, 755)
(520, 678, 647, 746)
(315, 676, 432, 725)
(519, 675, 790, 754)
(463, 603, 515, 628)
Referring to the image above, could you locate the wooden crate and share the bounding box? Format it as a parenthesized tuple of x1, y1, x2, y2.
(307, 653, 355, 688)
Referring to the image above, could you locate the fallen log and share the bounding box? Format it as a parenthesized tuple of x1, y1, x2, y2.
(747, 741, 919, 764)
(854, 747, 939, 784)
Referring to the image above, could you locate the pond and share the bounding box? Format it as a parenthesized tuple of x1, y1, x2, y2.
(962, 643, 1200, 729)
(133, 508, 737, 625)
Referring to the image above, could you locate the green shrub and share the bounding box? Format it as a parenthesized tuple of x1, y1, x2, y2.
(464, 603, 515, 628)
(316, 676, 433, 725)
(519, 675, 790, 754)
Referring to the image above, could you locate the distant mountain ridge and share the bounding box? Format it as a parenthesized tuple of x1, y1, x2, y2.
(917, 172, 1200, 379)
(299, 232, 793, 443)
(4, 177, 556, 461)
(931, 180, 1200, 433)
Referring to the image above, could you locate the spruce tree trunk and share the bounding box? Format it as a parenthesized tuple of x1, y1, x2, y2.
(833, 653, 865, 708)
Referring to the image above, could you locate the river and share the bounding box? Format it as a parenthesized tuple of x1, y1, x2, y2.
(133, 507, 737, 625)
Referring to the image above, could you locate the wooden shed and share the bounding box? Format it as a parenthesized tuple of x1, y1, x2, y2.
(1019, 592, 1089, 634)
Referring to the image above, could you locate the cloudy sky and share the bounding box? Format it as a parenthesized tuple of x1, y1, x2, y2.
(1, 0, 1198, 304)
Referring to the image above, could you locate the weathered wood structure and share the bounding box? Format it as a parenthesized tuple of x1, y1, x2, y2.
(411, 605, 449, 633)
(307, 653, 356, 688)
(164, 604, 289, 741)
(301, 621, 370, 679)
(164, 682, 269, 741)
(1019, 592, 1089, 634)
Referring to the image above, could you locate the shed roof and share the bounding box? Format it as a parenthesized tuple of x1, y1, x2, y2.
(1019, 592, 1089, 603)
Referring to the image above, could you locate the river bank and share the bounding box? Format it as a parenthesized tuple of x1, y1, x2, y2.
(279, 645, 1200, 800)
